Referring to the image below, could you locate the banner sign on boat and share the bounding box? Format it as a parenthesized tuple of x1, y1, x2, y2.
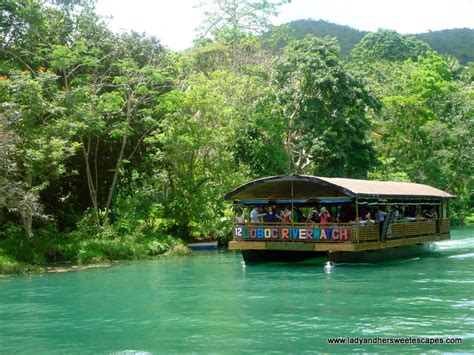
(233, 226, 350, 241)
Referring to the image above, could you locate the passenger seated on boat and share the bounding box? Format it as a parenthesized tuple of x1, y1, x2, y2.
(359, 212, 376, 225)
(358, 216, 367, 225)
(278, 208, 292, 223)
(416, 212, 426, 221)
(235, 210, 245, 224)
(425, 208, 438, 219)
(264, 206, 279, 223)
(319, 207, 331, 225)
(250, 207, 264, 223)
(308, 208, 320, 223)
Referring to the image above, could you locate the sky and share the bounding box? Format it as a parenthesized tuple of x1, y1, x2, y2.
(95, 0, 474, 51)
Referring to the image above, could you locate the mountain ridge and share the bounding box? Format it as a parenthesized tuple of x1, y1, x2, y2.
(277, 19, 474, 63)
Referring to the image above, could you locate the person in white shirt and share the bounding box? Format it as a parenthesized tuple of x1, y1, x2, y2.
(250, 207, 264, 223)
(377, 208, 387, 236)
(235, 210, 245, 224)
(392, 207, 400, 221)
(377, 208, 386, 222)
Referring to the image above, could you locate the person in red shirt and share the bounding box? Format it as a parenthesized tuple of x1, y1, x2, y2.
(319, 207, 331, 225)
(278, 208, 292, 223)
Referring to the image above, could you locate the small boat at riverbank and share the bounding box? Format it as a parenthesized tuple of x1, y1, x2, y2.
(187, 241, 218, 250)
(225, 175, 453, 264)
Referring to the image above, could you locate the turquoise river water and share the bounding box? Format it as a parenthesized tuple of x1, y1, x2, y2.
(0, 227, 473, 353)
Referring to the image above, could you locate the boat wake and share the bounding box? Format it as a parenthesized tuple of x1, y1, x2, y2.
(432, 235, 474, 258)
(399, 235, 474, 261)
(448, 252, 474, 259)
(435, 237, 474, 251)
(327, 235, 474, 267)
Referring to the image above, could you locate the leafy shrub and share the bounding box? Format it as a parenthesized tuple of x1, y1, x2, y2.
(465, 213, 474, 225)
(0, 252, 35, 274)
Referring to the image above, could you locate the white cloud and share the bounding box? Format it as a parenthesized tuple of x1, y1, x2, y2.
(95, 0, 205, 50)
(95, 0, 474, 51)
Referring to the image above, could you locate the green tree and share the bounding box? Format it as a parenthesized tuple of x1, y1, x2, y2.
(197, 0, 288, 70)
(2, 0, 173, 228)
(353, 50, 474, 221)
(234, 93, 288, 176)
(273, 35, 380, 177)
(350, 29, 431, 62)
(50, 35, 170, 226)
(0, 71, 79, 237)
(146, 71, 264, 238)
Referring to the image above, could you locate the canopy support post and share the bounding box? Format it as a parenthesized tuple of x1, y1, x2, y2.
(355, 197, 359, 244)
(291, 179, 294, 241)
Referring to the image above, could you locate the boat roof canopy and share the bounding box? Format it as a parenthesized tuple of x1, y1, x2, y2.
(224, 175, 454, 203)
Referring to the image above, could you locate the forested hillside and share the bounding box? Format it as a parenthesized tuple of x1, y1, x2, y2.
(271, 19, 367, 56)
(0, 0, 472, 272)
(274, 19, 474, 63)
(415, 28, 474, 64)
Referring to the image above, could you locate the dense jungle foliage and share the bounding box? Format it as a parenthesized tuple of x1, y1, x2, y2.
(0, 0, 473, 271)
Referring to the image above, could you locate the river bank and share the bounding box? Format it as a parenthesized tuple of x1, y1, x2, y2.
(0, 234, 190, 275)
(2, 222, 471, 275)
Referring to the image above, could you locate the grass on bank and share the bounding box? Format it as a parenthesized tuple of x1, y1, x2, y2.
(0, 252, 37, 274)
(0, 222, 189, 275)
(464, 213, 474, 225)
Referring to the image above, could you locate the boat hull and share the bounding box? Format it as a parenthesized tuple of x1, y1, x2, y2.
(241, 243, 436, 264)
(328, 242, 435, 263)
(242, 249, 327, 264)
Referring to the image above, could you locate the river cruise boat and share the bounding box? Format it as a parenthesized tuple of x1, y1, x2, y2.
(225, 175, 453, 264)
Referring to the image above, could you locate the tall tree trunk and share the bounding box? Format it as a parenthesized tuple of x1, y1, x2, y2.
(81, 136, 100, 226)
(103, 97, 133, 225)
(20, 174, 34, 238)
(284, 105, 300, 174)
(284, 132, 293, 174)
(231, 5, 238, 72)
(20, 208, 33, 238)
(232, 31, 238, 71)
